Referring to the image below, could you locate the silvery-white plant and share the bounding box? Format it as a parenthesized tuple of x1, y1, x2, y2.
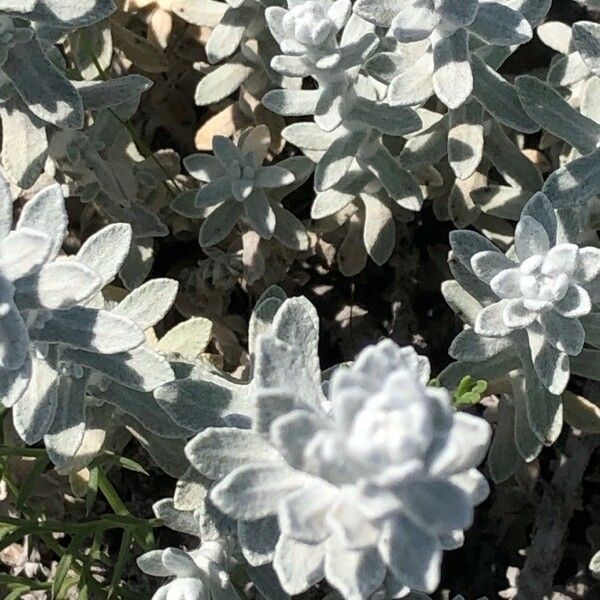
(262, 7, 427, 268)
(354, 1, 549, 187)
(260, 0, 549, 270)
(154, 285, 290, 437)
(448, 192, 600, 397)
(0, 0, 120, 188)
(182, 125, 312, 249)
(310, 168, 418, 274)
(176, 0, 297, 108)
(354, 0, 533, 109)
(171, 0, 555, 284)
(185, 296, 491, 599)
(265, 0, 352, 77)
(515, 23, 600, 213)
(48, 96, 176, 289)
(137, 541, 237, 600)
(0, 176, 185, 467)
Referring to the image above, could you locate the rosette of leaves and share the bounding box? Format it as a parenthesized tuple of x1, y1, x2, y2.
(184, 296, 491, 599)
(0, 177, 185, 468)
(264, 21, 426, 230)
(263, 3, 383, 119)
(354, 0, 534, 110)
(448, 192, 600, 395)
(180, 125, 312, 250)
(0, 0, 120, 187)
(441, 192, 600, 461)
(265, 0, 353, 78)
(138, 540, 237, 600)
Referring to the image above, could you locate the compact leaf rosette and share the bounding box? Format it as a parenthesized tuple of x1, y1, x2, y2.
(185, 297, 491, 598)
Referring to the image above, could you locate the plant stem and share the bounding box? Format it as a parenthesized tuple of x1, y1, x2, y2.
(0, 515, 161, 535)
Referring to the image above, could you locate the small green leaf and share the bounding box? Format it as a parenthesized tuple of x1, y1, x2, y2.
(6, 586, 32, 600)
(453, 376, 488, 406)
(90, 452, 149, 476)
(108, 528, 133, 599)
(52, 534, 85, 599)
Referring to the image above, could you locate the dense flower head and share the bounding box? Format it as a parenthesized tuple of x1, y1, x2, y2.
(266, 340, 491, 594)
(282, 2, 336, 51)
(188, 301, 492, 600)
(269, 0, 351, 53)
(302, 342, 441, 483)
(450, 192, 600, 395)
(184, 126, 303, 247)
(490, 241, 589, 317)
(265, 0, 355, 78)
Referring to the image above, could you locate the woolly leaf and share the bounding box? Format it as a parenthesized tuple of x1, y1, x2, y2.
(31, 307, 144, 354)
(62, 346, 174, 392)
(516, 75, 600, 154)
(4, 38, 83, 128)
(76, 224, 132, 287)
(157, 317, 213, 359)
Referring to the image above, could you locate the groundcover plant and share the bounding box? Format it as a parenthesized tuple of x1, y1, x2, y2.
(2, 0, 600, 598)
